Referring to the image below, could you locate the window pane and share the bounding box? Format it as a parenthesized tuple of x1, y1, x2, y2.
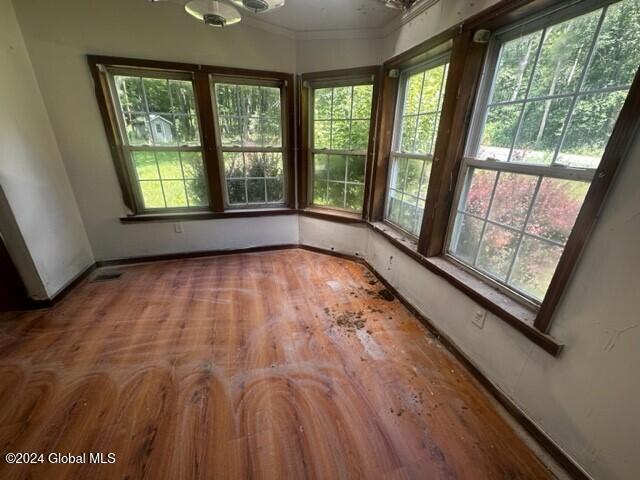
(156, 151, 183, 179)
(451, 214, 484, 263)
(400, 117, 417, 152)
(115, 76, 144, 112)
(490, 31, 542, 103)
(143, 78, 171, 113)
(139, 181, 165, 208)
(529, 10, 600, 98)
(511, 98, 572, 165)
(246, 152, 266, 177)
(264, 152, 283, 177)
(162, 180, 188, 207)
(313, 180, 328, 205)
(350, 119, 370, 150)
(169, 80, 196, 115)
(185, 179, 207, 207)
(314, 154, 328, 180)
(332, 87, 352, 119)
(175, 115, 200, 146)
(399, 199, 418, 233)
(266, 178, 284, 203)
(261, 87, 281, 116)
(262, 118, 282, 148)
(460, 168, 497, 218)
(584, 0, 640, 90)
(219, 116, 242, 147)
(405, 159, 424, 198)
(476, 224, 520, 281)
(414, 113, 437, 155)
(347, 156, 365, 183)
(387, 189, 403, 224)
(215, 84, 238, 116)
(328, 155, 347, 181)
(314, 88, 332, 120)
(353, 85, 373, 118)
(224, 152, 244, 177)
(509, 236, 563, 301)
(478, 104, 521, 161)
(557, 90, 627, 168)
(180, 152, 204, 178)
(331, 120, 350, 150)
(123, 114, 151, 146)
(403, 72, 423, 116)
(314, 121, 331, 149)
(525, 178, 589, 243)
(247, 179, 266, 203)
(227, 180, 246, 204)
(488, 172, 538, 229)
(420, 64, 446, 112)
(241, 116, 260, 147)
(328, 182, 346, 208)
(133, 151, 158, 180)
(346, 184, 364, 211)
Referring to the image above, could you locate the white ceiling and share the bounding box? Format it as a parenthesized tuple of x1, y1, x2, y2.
(243, 0, 402, 32)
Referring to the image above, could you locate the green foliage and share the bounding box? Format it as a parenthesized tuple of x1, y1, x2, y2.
(480, 0, 640, 167)
(132, 151, 207, 209)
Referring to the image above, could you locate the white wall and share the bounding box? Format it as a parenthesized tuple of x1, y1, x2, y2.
(296, 34, 382, 73)
(298, 130, 640, 480)
(0, 0, 93, 299)
(11, 0, 297, 262)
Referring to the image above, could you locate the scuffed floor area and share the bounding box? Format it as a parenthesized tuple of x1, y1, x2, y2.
(0, 249, 552, 479)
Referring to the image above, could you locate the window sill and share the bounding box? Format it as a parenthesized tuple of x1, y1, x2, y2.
(370, 222, 562, 356)
(299, 207, 367, 224)
(120, 208, 297, 223)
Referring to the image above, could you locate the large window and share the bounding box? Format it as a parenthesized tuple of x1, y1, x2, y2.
(212, 79, 287, 208)
(111, 71, 208, 211)
(385, 56, 449, 236)
(447, 0, 640, 303)
(309, 82, 374, 212)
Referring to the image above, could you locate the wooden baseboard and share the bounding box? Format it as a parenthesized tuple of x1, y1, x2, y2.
(37, 241, 586, 479)
(27, 263, 96, 309)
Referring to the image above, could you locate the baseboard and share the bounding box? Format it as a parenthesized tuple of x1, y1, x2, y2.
(95, 243, 299, 267)
(31, 241, 587, 479)
(27, 262, 96, 309)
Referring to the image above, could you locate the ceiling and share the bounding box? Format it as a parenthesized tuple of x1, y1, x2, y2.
(242, 0, 403, 32)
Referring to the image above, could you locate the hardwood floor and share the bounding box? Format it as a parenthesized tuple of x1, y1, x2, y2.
(0, 249, 552, 479)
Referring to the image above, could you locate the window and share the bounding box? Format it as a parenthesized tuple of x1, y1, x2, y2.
(447, 0, 640, 304)
(309, 81, 374, 212)
(385, 56, 449, 236)
(110, 71, 208, 211)
(212, 80, 287, 207)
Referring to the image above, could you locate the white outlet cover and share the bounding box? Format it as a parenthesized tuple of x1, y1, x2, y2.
(174, 223, 184, 234)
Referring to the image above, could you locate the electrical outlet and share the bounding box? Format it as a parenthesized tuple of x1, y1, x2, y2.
(174, 222, 184, 234)
(472, 309, 486, 329)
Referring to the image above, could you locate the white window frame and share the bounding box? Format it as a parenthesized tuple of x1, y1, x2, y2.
(105, 67, 208, 213)
(210, 76, 289, 209)
(307, 75, 375, 213)
(444, 0, 631, 307)
(384, 52, 451, 238)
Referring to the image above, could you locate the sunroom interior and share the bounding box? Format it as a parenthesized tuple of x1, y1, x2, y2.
(1, 0, 639, 478)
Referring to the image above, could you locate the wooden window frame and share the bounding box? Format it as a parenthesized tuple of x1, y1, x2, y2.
(371, 0, 640, 344)
(298, 66, 382, 219)
(88, 55, 295, 217)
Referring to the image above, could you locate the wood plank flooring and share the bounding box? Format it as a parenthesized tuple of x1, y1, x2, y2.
(0, 249, 552, 479)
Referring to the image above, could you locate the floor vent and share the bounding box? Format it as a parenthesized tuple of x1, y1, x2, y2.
(92, 272, 122, 282)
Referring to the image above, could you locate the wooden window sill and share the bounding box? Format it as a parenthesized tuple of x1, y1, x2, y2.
(370, 222, 562, 356)
(299, 207, 367, 224)
(120, 208, 297, 223)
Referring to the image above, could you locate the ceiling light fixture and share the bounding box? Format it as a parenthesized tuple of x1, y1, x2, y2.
(184, 0, 241, 27)
(229, 0, 285, 14)
(382, 0, 419, 11)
